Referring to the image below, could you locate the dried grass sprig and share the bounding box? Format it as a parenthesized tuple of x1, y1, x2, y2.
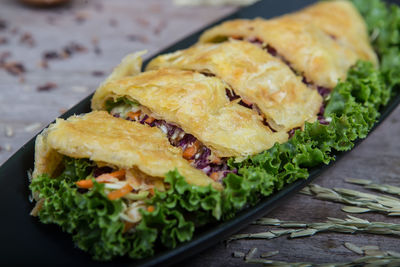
(300, 184, 400, 216)
(227, 215, 400, 242)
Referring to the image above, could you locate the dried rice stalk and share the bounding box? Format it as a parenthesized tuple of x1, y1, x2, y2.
(300, 184, 400, 216)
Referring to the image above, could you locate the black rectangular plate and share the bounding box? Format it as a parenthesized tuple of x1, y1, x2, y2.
(1, 0, 400, 266)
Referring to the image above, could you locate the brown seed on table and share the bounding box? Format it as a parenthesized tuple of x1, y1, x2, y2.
(63, 42, 87, 56)
(154, 20, 167, 35)
(37, 82, 57, 92)
(136, 17, 150, 27)
(3, 62, 26, 76)
(20, 32, 35, 47)
(91, 37, 102, 55)
(43, 51, 59, 60)
(74, 12, 88, 24)
(0, 19, 7, 31)
(92, 70, 105, 77)
(0, 37, 8, 45)
(10, 27, 19, 35)
(0, 51, 11, 64)
(127, 35, 140, 42)
(39, 60, 49, 69)
(127, 34, 148, 43)
(91, 37, 99, 45)
(109, 19, 118, 27)
(94, 46, 102, 55)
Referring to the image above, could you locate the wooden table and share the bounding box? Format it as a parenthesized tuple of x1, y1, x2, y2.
(1, 0, 399, 265)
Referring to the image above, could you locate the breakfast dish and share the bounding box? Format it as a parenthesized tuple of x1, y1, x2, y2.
(28, 0, 400, 262)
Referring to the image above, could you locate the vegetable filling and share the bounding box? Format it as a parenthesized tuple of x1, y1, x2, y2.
(107, 98, 236, 182)
(60, 157, 162, 232)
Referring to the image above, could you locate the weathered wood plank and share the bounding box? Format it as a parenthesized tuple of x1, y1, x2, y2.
(0, 0, 236, 163)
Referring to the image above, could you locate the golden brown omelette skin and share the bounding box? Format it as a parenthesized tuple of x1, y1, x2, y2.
(33, 111, 221, 190)
(146, 40, 323, 131)
(198, 2, 376, 89)
(92, 69, 288, 158)
(287, 0, 377, 66)
(199, 18, 358, 89)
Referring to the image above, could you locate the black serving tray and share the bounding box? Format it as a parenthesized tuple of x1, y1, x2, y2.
(1, 0, 400, 266)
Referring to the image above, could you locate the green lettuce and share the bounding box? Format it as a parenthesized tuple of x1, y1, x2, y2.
(30, 158, 128, 261)
(351, 0, 400, 89)
(128, 170, 222, 258)
(31, 159, 223, 260)
(105, 97, 139, 112)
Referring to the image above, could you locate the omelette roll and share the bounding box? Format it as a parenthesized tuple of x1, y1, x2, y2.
(146, 40, 323, 132)
(92, 69, 288, 157)
(198, 2, 376, 89)
(31, 111, 221, 225)
(92, 61, 288, 179)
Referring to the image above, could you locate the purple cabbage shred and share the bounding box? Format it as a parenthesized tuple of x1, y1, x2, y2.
(317, 86, 331, 98)
(225, 89, 240, 101)
(113, 108, 238, 182)
(178, 134, 197, 149)
(266, 44, 277, 57)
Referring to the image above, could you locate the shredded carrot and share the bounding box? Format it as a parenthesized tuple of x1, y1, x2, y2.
(123, 222, 135, 233)
(109, 169, 126, 180)
(183, 146, 196, 159)
(127, 111, 141, 120)
(182, 141, 200, 160)
(107, 184, 133, 200)
(144, 116, 156, 124)
(147, 205, 155, 212)
(211, 157, 222, 164)
(148, 188, 155, 196)
(210, 172, 220, 181)
(76, 179, 93, 189)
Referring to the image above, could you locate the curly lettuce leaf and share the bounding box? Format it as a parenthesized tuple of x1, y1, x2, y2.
(128, 169, 222, 258)
(30, 158, 127, 261)
(105, 97, 139, 112)
(351, 0, 400, 90)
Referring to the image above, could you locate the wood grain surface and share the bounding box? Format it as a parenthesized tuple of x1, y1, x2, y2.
(1, 0, 399, 266)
